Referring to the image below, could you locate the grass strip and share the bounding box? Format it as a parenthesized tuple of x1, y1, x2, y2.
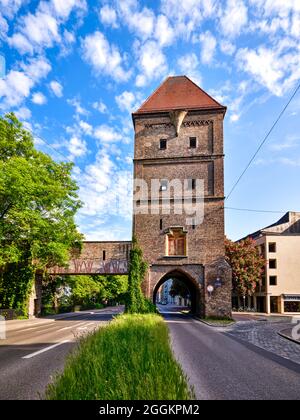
(46, 314, 193, 400)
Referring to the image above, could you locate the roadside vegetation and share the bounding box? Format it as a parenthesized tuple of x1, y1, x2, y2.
(0, 114, 82, 317)
(42, 274, 128, 315)
(46, 313, 193, 400)
(203, 317, 235, 326)
(125, 237, 157, 314)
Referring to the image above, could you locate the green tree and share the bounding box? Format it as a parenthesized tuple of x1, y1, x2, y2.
(66, 276, 102, 307)
(93, 275, 128, 303)
(169, 279, 189, 299)
(0, 113, 83, 315)
(225, 237, 265, 298)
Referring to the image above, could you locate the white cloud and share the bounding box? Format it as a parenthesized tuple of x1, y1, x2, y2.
(116, 91, 136, 113)
(0, 56, 51, 108)
(15, 106, 31, 120)
(177, 53, 202, 86)
(49, 80, 63, 97)
(32, 91, 47, 105)
(82, 31, 130, 82)
(67, 135, 87, 159)
(220, 39, 236, 55)
(10, 8, 60, 53)
(0, 13, 8, 38)
(51, 0, 86, 19)
(220, 0, 248, 38)
(160, 0, 218, 39)
(8, 0, 86, 54)
(99, 4, 118, 28)
(67, 98, 88, 116)
(8, 33, 33, 54)
(135, 40, 168, 87)
(94, 125, 122, 143)
(79, 120, 93, 136)
(75, 150, 132, 223)
(117, 1, 155, 40)
(270, 135, 300, 151)
(154, 14, 174, 47)
(0, 0, 25, 19)
(236, 45, 300, 96)
(93, 101, 107, 113)
(199, 31, 217, 64)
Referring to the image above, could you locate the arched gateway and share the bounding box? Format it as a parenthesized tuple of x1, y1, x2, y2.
(33, 76, 232, 318)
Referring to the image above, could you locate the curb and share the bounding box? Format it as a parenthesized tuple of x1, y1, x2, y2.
(194, 317, 235, 328)
(278, 331, 300, 346)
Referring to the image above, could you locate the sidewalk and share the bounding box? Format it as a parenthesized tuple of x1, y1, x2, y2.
(232, 312, 294, 322)
(5, 306, 124, 332)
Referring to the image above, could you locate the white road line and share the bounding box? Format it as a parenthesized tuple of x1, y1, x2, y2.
(22, 340, 71, 359)
(58, 322, 86, 331)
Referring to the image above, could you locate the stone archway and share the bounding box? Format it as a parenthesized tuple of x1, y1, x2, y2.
(152, 268, 203, 314)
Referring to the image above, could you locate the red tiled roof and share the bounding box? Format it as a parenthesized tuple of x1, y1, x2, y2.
(133, 76, 226, 115)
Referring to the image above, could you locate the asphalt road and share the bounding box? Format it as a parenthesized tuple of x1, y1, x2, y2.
(160, 306, 300, 400)
(0, 306, 123, 400)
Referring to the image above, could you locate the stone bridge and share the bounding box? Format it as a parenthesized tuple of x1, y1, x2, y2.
(48, 241, 132, 275)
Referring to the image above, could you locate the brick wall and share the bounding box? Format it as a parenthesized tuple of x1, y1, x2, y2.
(133, 109, 232, 317)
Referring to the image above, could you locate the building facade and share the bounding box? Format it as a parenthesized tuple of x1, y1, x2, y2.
(132, 76, 232, 318)
(236, 212, 300, 314)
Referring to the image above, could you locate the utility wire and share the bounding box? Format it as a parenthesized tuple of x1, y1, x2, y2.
(225, 207, 286, 214)
(226, 81, 300, 201)
(31, 129, 74, 163)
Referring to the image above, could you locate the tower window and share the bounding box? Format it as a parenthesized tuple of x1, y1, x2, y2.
(160, 180, 168, 191)
(269, 276, 277, 286)
(166, 228, 187, 256)
(160, 219, 163, 230)
(269, 242, 276, 253)
(188, 178, 196, 190)
(160, 139, 167, 150)
(269, 259, 277, 269)
(103, 250, 106, 261)
(189, 137, 197, 148)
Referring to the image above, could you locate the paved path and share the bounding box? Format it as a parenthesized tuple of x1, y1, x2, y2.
(0, 306, 123, 400)
(225, 319, 300, 365)
(160, 307, 300, 400)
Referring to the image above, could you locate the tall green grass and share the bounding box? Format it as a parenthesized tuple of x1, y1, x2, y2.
(46, 314, 193, 400)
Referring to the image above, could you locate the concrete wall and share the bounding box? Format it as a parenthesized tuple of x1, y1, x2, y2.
(254, 235, 300, 313)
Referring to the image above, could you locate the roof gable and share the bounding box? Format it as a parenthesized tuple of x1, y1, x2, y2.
(134, 76, 226, 115)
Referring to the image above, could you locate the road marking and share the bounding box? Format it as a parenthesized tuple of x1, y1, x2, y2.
(22, 340, 71, 359)
(58, 322, 86, 331)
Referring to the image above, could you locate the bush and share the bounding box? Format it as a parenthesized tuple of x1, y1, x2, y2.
(46, 314, 193, 400)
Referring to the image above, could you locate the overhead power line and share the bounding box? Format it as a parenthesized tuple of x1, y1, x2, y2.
(225, 207, 286, 214)
(226, 81, 300, 201)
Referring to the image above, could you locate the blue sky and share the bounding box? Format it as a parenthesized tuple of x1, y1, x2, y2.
(0, 0, 300, 241)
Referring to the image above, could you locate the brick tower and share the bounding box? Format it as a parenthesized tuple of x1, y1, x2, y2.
(132, 76, 232, 317)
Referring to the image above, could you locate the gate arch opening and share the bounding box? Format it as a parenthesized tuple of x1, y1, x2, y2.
(152, 270, 201, 314)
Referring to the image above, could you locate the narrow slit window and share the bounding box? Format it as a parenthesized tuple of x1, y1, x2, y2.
(190, 137, 197, 148)
(160, 139, 167, 150)
(160, 219, 163, 230)
(160, 180, 168, 191)
(103, 250, 106, 261)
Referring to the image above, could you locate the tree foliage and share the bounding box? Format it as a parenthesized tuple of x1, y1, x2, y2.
(42, 275, 128, 314)
(169, 279, 190, 299)
(225, 237, 265, 296)
(0, 113, 83, 269)
(0, 113, 83, 314)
